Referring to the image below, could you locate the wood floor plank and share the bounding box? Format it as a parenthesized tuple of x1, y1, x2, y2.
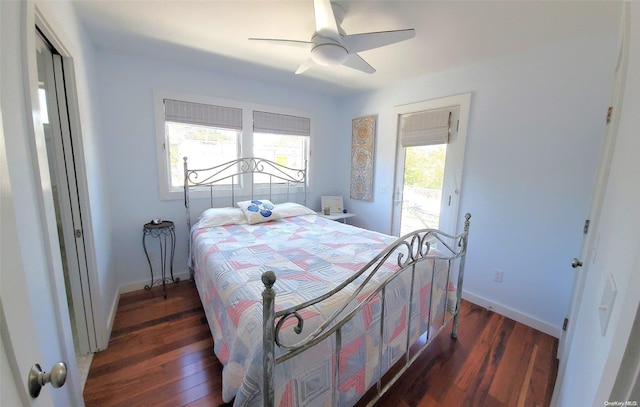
(489, 322, 534, 404)
(84, 281, 559, 406)
(88, 321, 211, 375)
(528, 330, 559, 407)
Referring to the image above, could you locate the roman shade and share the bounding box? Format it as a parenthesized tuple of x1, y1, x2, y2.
(253, 111, 311, 136)
(164, 99, 242, 130)
(400, 108, 451, 147)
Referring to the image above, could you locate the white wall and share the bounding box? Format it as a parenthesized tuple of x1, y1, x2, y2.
(554, 4, 640, 405)
(335, 19, 620, 335)
(93, 48, 340, 290)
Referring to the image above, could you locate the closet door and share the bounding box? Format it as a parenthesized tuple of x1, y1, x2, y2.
(37, 32, 97, 354)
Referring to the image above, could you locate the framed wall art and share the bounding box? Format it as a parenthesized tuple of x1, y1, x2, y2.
(350, 115, 376, 201)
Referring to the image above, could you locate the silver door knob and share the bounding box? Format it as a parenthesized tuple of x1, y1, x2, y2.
(28, 362, 67, 398)
(571, 258, 583, 268)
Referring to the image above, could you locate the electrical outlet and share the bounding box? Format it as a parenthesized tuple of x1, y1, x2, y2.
(493, 270, 503, 282)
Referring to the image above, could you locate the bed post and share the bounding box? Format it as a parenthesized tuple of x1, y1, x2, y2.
(262, 271, 276, 407)
(303, 159, 307, 208)
(184, 157, 194, 281)
(451, 213, 471, 340)
(183, 157, 191, 231)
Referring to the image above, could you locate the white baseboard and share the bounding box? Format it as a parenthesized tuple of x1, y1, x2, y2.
(462, 290, 562, 338)
(118, 270, 192, 294)
(103, 288, 120, 348)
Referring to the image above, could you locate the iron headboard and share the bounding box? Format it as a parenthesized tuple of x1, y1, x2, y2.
(183, 156, 307, 232)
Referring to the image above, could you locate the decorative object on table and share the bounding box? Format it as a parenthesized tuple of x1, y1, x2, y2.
(321, 195, 344, 215)
(142, 220, 179, 298)
(350, 115, 376, 201)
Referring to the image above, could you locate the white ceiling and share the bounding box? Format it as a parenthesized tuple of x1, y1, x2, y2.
(73, 0, 619, 97)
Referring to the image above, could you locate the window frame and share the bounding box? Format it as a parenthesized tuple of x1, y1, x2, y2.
(154, 90, 312, 200)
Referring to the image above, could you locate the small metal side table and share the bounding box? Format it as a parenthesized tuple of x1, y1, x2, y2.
(142, 220, 179, 298)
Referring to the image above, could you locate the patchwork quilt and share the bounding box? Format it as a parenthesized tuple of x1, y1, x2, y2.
(191, 214, 452, 406)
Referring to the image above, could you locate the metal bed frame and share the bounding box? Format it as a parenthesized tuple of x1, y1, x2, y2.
(183, 157, 471, 407)
(184, 156, 307, 280)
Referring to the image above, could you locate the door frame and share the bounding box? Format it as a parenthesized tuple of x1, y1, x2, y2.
(391, 93, 472, 236)
(32, 5, 104, 352)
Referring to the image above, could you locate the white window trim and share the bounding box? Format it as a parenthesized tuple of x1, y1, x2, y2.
(154, 90, 313, 200)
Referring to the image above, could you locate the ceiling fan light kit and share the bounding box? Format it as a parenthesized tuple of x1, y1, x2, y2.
(311, 43, 348, 65)
(249, 0, 415, 74)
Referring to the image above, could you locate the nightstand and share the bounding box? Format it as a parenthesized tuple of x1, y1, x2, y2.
(317, 212, 356, 224)
(142, 220, 179, 298)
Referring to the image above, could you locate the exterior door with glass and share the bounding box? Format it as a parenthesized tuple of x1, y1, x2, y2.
(391, 93, 471, 237)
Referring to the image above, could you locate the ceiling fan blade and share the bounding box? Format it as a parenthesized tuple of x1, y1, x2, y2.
(295, 58, 315, 75)
(342, 54, 376, 74)
(344, 29, 416, 53)
(313, 0, 341, 42)
(248, 38, 313, 48)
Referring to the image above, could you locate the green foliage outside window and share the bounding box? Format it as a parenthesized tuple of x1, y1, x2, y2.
(404, 145, 446, 189)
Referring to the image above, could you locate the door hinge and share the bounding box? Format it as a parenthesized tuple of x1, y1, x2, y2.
(606, 106, 613, 124)
(583, 219, 590, 234)
(563, 318, 569, 331)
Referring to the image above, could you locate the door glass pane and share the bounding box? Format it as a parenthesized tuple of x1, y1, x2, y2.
(400, 144, 447, 235)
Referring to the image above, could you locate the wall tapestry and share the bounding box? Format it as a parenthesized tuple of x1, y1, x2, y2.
(350, 115, 376, 201)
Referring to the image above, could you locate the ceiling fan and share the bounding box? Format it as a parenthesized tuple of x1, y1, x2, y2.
(249, 0, 416, 74)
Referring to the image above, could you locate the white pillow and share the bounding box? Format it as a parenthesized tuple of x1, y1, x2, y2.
(274, 202, 316, 218)
(197, 207, 247, 228)
(237, 199, 281, 224)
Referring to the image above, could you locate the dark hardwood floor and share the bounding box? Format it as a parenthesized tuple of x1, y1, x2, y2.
(84, 281, 558, 407)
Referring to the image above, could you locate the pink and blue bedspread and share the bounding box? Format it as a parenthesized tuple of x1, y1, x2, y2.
(191, 214, 452, 406)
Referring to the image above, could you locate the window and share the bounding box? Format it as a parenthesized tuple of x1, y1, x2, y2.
(156, 93, 311, 199)
(253, 111, 310, 184)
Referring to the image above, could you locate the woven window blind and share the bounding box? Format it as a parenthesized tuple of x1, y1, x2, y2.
(400, 108, 451, 147)
(253, 111, 311, 136)
(164, 99, 242, 130)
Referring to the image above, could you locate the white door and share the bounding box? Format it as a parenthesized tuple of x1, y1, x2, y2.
(0, 101, 54, 406)
(553, 4, 640, 404)
(1, 1, 82, 404)
(391, 93, 471, 236)
(556, 7, 629, 360)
